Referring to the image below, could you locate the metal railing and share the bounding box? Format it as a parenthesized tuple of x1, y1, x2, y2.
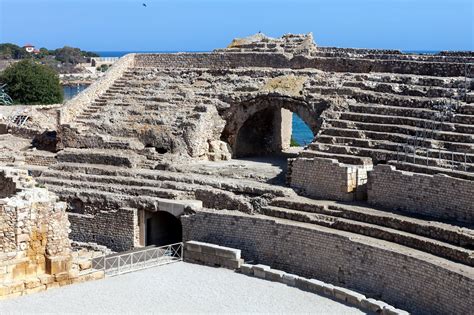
(93, 242, 183, 276)
(396, 145, 472, 172)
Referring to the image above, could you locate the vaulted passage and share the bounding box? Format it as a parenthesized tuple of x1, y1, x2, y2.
(234, 108, 314, 158)
(145, 211, 182, 246)
(222, 95, 325, 158)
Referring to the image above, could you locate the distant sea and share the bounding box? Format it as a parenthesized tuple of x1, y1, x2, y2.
(95, 50, 441, 57)
(93, 50, 440, 145)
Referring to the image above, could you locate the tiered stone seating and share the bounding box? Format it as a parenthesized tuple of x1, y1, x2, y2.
(261, 196, 473, 267)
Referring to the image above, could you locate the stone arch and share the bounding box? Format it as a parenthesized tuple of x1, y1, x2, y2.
(221, 94, 330, 157)
(145, 211, 182, 246)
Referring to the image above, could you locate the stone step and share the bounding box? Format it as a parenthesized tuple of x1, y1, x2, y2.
(325, 119, 473, 143)
(309, 143, 474, 172)
(270, 197, 474, 248)
(346, 103, 474, 125)
(318, 127, 473, 153)
(38, 176, 189, 200)
(315, 134, 473, 156)
(297, 150, 373, 165)
(343, 81, 458, 98)
(336, 111, 474, 134)
(387, 161, 474, 181)
(260, 205, 473, 266)
(49, 162, 296, 198)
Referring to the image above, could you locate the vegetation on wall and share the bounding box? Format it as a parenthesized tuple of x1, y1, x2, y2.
(0, 60, 63, 104)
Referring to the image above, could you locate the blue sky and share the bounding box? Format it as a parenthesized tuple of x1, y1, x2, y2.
(0, 0, 473, 51)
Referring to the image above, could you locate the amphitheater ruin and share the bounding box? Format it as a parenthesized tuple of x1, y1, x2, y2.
(0, 33, 473, 314)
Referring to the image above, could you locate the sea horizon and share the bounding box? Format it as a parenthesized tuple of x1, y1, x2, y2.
(95, 50, 445, 58)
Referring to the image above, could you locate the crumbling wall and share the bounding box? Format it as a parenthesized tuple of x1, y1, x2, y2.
(367, 165, 474, 223)
(0, 168, 72, 298)
(182, 210, 474, 315)
(289, 157, 372, 201)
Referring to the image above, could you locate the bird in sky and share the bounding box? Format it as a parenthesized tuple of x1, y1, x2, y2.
(142, 3, 147, 7)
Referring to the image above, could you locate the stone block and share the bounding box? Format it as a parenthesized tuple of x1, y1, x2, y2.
(24, 278, 41, 289)
(54, 272, 69, 282)
(265, 269, 285, 282)
(185, 241, 202, 253)
(252, 264, 270, 279)
(382, 306, 409, 315)
(223, 258, 243, 270)
(215, 248, 241, 260)
(281, 273, 299, 287)
(333, 287, 365, 306)
(240, 263, 253, 276)
(38, 274, 54, 285)
(306, 279, 326, 295)
(79, 260, 92, 271)
(361, 298, 390, 313)
(46, 256, 72, 275)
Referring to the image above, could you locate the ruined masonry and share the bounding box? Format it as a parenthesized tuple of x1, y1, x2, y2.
(0, 168, 103, 299)
(0, 33, 473, 314)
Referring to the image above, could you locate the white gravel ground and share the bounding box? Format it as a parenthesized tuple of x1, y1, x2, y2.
(0, 262, 365, 314)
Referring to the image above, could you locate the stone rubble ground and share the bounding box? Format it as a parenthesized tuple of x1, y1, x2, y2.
(0, 262, 365, 314)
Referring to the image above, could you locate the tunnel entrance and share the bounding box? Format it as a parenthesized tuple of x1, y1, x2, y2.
(234, 107, 314, 158)
(145, 211, 182, 246)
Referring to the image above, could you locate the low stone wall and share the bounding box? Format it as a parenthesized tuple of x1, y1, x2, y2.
(289, 157, 372, 201)
(183, 241, 243, 270)
(134, 52, 469, 77)
(0, 168, 104, 299)
(367, 165, 473, 224)
(240, 263, 408, 315)
(60, 54, 135, 124)
(182, 210, 474, 315)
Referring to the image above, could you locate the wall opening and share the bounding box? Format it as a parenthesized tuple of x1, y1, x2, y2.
(291, 114, 314, 147)
(234, 108, 314, 158)
(145, 211, 182, 246)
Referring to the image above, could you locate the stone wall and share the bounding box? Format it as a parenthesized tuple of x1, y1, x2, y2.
(68, 208, 138, 252)
(289, 157, 372, 201)
(182, 210, 473, 315)
(0, 168, 78, 298)
(60, 54, 135, 124)
(134, 52, 470, 77)
(367, 165, 474, 224)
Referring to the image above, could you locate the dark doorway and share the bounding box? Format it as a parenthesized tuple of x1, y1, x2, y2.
(145, 211, 182, 246)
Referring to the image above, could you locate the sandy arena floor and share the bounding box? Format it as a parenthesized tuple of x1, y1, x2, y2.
(0, 262, 365, 314)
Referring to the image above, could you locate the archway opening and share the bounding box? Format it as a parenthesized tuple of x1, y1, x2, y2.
(145, 211, 182, 246)
(234, 107, 314, 158)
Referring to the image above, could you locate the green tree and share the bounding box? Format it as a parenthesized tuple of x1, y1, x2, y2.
(0, 60, 63, 105)
(0, 43, 29, 59)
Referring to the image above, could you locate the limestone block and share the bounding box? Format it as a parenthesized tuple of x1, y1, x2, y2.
(361, 298, 390, 313)
(24, 278, 41, 289)
(38, 274, 54, 285)
(281, 273, 299, 287)
(46, 256, 72, 275)
(264, 269, 285, 282)
(333, 287, 365, 306)
(252, 264, 270, 279)
(79, 260, 92, 271)
(240, 263, 253, 276)
(46, 282, 60, 290)
(215, 248, 241, 260)
(222, 258, 243, 270)
(185, 241, 202, 253)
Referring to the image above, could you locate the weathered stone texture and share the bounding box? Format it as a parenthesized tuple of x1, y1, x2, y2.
(368, 165, 474, 223)
(290, 157, 372, 201)
(182, 210, 473, 315)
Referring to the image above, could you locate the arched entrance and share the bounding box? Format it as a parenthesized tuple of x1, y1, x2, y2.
(222, 95, 328, 158)
(145, 211, 182, 246)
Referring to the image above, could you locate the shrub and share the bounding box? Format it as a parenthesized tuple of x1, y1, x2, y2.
(0, 59, 63, 104)
(290, 137, 300, 147)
